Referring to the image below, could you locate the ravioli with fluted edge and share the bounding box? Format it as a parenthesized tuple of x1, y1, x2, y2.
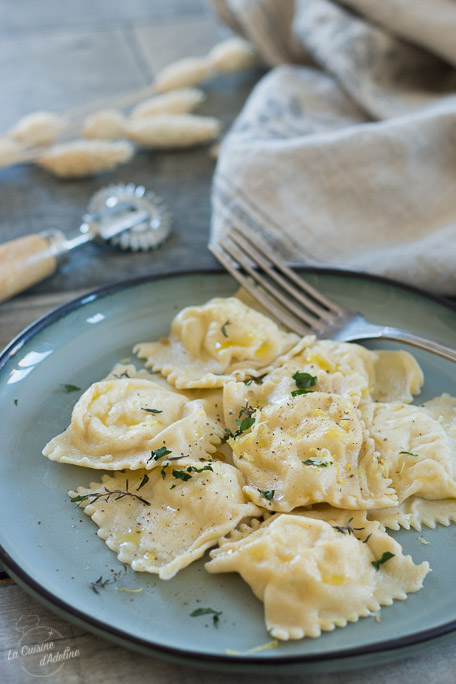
(225, 387, 396, 511)
(43, 377, 224, 469)
(69, 460, 262, 580)
(206, 509, 429, 640)
(360, 398, 456, 502)
(134, 296, 299, 389)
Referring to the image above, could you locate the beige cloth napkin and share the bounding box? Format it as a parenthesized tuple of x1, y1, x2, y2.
(209, 0, 456, 293)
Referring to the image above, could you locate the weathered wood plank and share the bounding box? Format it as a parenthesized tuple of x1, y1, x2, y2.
(0, 0, 207, 34)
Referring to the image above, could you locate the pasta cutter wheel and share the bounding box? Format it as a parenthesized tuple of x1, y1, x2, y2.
(86, 183, 172, 252)
(0, 182, 172, 303)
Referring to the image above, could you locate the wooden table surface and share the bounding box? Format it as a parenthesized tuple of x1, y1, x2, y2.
(0, 1, 455, 682)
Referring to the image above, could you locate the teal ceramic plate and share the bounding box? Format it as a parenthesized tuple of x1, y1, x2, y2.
(0, 269, 455, 675)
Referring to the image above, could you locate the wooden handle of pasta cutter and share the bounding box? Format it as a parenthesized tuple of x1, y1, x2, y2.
(0, 234, 58, 303)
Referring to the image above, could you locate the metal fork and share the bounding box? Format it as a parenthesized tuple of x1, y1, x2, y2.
(209, 228, 456, 363)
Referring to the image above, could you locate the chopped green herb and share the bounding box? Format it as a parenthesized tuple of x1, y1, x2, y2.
(172, 469, 193, 482)
(187, 464, 214, 474)
(190, 607, 222, 626)
(302, 457, 333, 468)
(136, 473, 149, 491)
(332, 517, 364, 535)
(141, 408, 163, 414)
(62, 384, 80, 393)
(225, 402, 257, 440)
(221, 320, 231, 337)
(399, 450, 419, 458)
(172, 464, 214, 483)
(114, 370, 130, 378)
(14, 399, 18, 406)
(244, 375, 263, 386)
(258, 489, 275, 501)
(371, 551, 395, 571)
(160, 464, 169, 480)
(291, 371, 317, 396)
(148, 446, 172, 462)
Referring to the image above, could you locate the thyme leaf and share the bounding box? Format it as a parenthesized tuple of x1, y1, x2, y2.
(371, 551, 395, 570)
(62, 383, 80, 393)
(190, 607, 222, 626)
(148, 446, 172, 462)
(141, 408, 163, 414)
(292, 371, 317, 396)
(258, 489, 275, 501)
(136, 473, 149, 491)
(302, 457, 333, 468)
(221, 320, 231, 337)
(399, 450, 419, 458)
(172, 464, 214, 483)
(243, 375, 263, 386)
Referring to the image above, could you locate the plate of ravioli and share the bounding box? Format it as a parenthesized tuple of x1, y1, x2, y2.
(0, 268, 455, 674)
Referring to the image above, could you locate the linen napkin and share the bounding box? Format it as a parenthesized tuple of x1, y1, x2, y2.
(209, 0, 456, 294)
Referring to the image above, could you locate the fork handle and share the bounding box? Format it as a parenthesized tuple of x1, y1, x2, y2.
(350, 326, 456, 363)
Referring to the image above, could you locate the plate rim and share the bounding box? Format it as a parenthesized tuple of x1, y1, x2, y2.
(1, 266, 456, 668)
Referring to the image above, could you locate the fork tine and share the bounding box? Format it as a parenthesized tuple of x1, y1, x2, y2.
(220, 235, 326, 329)
(231, 227, 349, 317)
(209, 241, 312, 336)
(229, 229, 337, 323)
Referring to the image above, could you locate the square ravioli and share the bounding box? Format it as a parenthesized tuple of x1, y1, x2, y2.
(206, 510, 429, 640)
(43, 377, 224, 469)
(225, 389, 396, 511)
(69, 460, 262, 579)
(134, 297, 299, 389)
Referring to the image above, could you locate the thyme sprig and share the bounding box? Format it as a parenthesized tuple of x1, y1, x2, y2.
(225, 401, 257, 440)
(71, 480, 151, 507)
(89, 565, 128, 594)
(141, 407, 163, 414)
(332, 518, 364, 535)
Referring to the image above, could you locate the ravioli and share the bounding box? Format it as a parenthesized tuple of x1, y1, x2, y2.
(206, 510, 429, 640)
(69, 460, 262, 579)
(360, 399, 456, 502)
(134, 297, 299, 389)
(43, 377, 223, 469)
(371, 350, 423, 403)
(367, 496, 456, 530)
(226, 390, 396, 511)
